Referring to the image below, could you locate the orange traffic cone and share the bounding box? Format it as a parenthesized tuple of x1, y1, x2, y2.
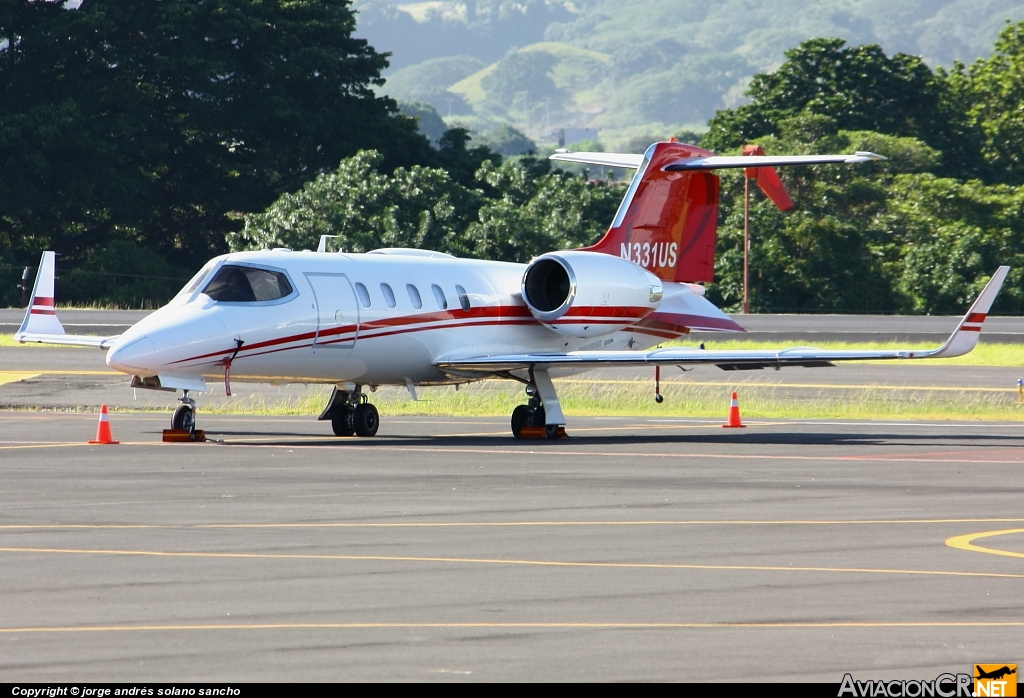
(722, 392, 745, 428)
(88, 404, 120, 444)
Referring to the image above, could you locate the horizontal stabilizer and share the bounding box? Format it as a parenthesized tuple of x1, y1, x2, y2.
(664, 152, 886, 171)
(549, 151, 645, 169)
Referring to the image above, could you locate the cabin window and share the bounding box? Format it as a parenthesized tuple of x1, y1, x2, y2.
(203, 265, 293, 303)
(431, 284, 448, 310)
(380, 283, 396, 308)
(355, 282, 371, 308)
(455, 284, 471, 311)
(407, 284, 422, 309)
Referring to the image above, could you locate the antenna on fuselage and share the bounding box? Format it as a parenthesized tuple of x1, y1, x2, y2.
(317, 235, 341, 253)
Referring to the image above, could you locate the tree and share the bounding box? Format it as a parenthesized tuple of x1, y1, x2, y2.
(235, 150, 625, 264)
(703, 38, 979, 179)
(232, 150, 484, 257)
(467, 157, 623, 262)
(947, 20, 1024, 185)
(0, 0, 430, 270)
(475, 126, 537, 157)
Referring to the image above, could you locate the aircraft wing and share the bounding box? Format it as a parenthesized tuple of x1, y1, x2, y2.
(15, 333, 119, 349)
(437, 266, 1009, 375)
(13, 251, 121, 350)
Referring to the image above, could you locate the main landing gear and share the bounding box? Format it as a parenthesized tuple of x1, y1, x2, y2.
(510, 369, 565, 440)
(319, 386, 379, 437)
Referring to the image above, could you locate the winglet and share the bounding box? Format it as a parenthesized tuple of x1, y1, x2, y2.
(924, 266, 1010, 359)
(15, 251, 67, 339)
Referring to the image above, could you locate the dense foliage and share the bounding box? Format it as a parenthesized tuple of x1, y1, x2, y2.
(702, 25, 1024, 313)
(0, 0, 432, 282)
(235, 151, 623, 264)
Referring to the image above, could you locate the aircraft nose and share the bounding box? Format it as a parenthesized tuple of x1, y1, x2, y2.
(106, 335, 157, 373)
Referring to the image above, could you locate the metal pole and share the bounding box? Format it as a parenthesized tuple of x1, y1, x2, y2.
(742, 176, 750, 314)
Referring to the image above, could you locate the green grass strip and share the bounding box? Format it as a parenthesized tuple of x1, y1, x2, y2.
(196, 379, 1024, 422)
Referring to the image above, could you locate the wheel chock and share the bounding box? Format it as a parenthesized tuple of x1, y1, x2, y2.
(162, 429, 207, 443)
(517, 425, 568, 440)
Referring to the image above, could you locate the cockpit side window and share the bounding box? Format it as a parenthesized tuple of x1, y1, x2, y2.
(204, 265, 293, 303)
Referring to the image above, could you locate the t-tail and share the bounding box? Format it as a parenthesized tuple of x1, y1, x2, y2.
(578, 142, 719, 283)
(550, 142, 885, 283)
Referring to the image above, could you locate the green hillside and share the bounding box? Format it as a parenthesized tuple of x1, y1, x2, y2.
(357, 0, 1024, 148)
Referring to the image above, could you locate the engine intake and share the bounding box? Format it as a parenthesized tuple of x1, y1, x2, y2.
(521, 251, 662, 338)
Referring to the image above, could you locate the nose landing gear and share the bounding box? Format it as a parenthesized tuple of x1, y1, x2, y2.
(319, 386, 379, 437)
(171, 391, 197, 433)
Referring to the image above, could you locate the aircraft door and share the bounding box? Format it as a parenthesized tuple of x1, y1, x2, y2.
(305, 273, 359, 358)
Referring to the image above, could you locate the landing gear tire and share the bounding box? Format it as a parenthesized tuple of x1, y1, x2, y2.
(511, 404, 545, 439)
(331, 407, 355, 437)
(511, 405, 528, 438)
(171, 404, 194, 432)
(353, 403, 379, 437)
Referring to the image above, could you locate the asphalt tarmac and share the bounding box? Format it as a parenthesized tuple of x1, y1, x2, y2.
(1, 412, 1023, 681)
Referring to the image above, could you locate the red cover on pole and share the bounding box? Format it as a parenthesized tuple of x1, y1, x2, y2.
(743, 144, 795, 211)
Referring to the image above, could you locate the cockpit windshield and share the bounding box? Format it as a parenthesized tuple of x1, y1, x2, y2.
(203, 265, 294, 303)
(174, 262, 217, 301)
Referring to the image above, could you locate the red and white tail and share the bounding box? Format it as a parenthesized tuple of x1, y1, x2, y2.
(578, 141, 720, 283)
(16, 251, 66, 337)
(550, 142, 884, 284)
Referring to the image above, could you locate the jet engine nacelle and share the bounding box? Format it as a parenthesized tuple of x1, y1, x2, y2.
(520, 251, 663, 338)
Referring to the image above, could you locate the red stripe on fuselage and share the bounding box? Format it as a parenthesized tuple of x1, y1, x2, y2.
(170, 307, 535, 366)
(32, 297, 54, 307)
(965, 312, 987, 324)
(168, 304, 708, 368)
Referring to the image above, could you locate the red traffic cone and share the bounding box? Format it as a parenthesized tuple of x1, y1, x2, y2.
(89, 404, 120, 444)
(722, 392, 746, 429)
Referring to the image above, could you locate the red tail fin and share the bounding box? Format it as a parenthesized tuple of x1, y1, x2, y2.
(579, 142, 719, 283)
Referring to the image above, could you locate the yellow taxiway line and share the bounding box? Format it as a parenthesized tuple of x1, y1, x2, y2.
(946, 528, 1024, 559)
(2, 620, 1024, 634)
(3, 518, 1024, 530)
(2, 545, 1022, 579)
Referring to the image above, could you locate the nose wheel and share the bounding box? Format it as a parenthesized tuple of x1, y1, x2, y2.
(171, 404, 195, 432)
(171, 391, 197, 433)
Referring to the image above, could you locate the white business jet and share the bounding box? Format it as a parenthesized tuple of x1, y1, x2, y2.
(15, 141, 1010, 438)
